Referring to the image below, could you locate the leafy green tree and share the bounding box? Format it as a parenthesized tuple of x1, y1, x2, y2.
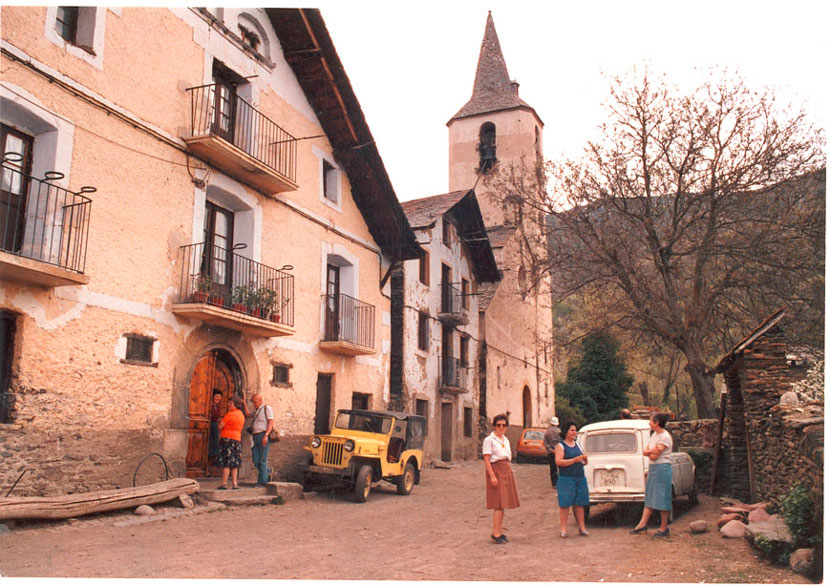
(557, 333, 633, 423)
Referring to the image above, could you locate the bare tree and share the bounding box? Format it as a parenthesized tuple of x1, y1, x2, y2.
(487, 69, 825, 418)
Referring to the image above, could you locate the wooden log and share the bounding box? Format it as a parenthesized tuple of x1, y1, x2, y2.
(0, 478, 199, 520)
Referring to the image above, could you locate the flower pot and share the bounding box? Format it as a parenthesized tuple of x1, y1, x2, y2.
(192, 291, 209, 303)
(249, 307, 262, 318)
(210, 296, 224, 307)
(270, 314, 280, 323)
(232, 303, 247, 313)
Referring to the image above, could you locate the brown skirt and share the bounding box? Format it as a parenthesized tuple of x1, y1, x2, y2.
(486, 459, 520, 510)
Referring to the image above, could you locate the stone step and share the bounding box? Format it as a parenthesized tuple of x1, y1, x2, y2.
(195, 479, 304, 504)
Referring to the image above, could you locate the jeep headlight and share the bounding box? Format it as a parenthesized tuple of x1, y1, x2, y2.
(310, 436, 321, 448)
(343, 440, 355, 452)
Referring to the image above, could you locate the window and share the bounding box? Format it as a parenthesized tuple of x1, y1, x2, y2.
(460, 335, 469, 367)
(314, 146, 341, 209)
(121, 334, 157, 367)
(478, 122, 497, 172)
(442, 218, 452, 247)
(417, 311, 429, 351)
(463, 407, 473, 437)
(415, 399, 429, 435)
(351, 392, 370, 410)
(272, 363, 291, 387)
(418, 250, 429, 285)
(55, 7, 79, 43)
(0, 311, 16, 423)
(461, 278, 469, 309)
(1, 124, 34, 253)
(323, 160, 338, 202)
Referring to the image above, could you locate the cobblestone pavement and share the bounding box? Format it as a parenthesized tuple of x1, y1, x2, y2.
(0, 459, 809, 582)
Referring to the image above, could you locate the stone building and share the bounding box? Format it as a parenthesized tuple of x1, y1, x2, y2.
(393, 190, 500, 463)
(715, 310, 823, 504)
(445, 12, 556, 439)
(0, 7, 421, 495)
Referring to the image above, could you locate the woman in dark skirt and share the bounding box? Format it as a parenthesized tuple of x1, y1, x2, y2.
(217, 396, 245, 489)
(482, 413, 520, 544)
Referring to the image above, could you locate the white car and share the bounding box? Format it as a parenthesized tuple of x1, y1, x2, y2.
(577, 419, 698, 506)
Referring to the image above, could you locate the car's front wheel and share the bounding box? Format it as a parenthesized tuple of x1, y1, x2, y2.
(396, 462, 416, 495)
(354, 464, 372, 503)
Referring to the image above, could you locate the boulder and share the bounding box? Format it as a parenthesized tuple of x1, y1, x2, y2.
(745, 518, 793, 543)
(721, 505, 751, 514)
(747, 502, 772, 511)
(747, 507, 771, 523)
(274, 482, 304, 501)
(789, 548, 814, 575)
(432, 460, 451, 469)
(134, 505, 155, 516)
(177, 494, 195, 509)
(779, 391, 799, 406)
(720, 519, 747, 538)
(689, 520, 708, 534)
(717, 513, 744, 528)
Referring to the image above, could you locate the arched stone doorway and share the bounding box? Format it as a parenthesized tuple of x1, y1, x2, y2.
(186, 349, 245, 478)
(522, 386, 532, 429)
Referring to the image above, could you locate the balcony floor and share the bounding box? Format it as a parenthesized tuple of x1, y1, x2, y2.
(0, 250, 90, 288)
(172, 302, 294, 338)
(319, 340, 376, 356)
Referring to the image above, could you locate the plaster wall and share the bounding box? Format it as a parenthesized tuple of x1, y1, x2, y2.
(400, 222, 481, 462)
(1, 7, 393, 495)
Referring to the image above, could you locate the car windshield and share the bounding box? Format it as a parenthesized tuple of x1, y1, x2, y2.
(583, 432, 638, 453)
(523, 430, 544, 441)
(334, 412, 392, 434)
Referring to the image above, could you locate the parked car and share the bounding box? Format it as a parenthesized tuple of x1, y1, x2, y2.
(577, 419, 697, 508)
(516, 427, 547, 463)
(303, 409, 425, 502)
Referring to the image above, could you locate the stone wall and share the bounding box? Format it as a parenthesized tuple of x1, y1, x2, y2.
(668, 418, 720, 492)
(721, 326, 824, 507)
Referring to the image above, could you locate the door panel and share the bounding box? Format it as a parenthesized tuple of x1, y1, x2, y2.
(315, 374, 332, 435)
(187, 352, 233, 478)
(0, 125, 33, 252)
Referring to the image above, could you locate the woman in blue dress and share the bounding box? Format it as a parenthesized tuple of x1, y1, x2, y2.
(554, 421, 590, 538)
(630, 412, 673, 537)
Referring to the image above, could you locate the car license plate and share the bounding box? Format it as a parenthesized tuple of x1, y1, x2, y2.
(598, 469, 623, 487)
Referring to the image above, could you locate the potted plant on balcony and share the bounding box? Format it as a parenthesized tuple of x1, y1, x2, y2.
(257, 286, 277, 321)
(192, 274, 212, 303)
(232, 285, 250, 313)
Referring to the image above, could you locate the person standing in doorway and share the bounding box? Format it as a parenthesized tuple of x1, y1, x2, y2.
(250, 393, 275, 487)
(482, 414, 520, 544)
(543, 416, 561, 488)
(207, 389, 223, 464)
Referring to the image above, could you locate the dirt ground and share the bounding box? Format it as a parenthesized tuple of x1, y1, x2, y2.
(0, 459, 810, 583)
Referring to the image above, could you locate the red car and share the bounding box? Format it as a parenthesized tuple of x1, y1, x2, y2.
(516, 427, 547, 463)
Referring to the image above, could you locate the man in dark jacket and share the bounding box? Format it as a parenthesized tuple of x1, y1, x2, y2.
(543, 416, 561, 488)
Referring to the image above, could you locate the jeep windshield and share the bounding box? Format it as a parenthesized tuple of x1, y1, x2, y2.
(334, 412, 393, 434)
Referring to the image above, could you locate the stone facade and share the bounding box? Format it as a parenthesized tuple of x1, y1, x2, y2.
(718, 320, 823, 508)
(0, 8, 419, 496)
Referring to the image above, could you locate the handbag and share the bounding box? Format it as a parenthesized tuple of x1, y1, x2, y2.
(268, 428, 280, 443)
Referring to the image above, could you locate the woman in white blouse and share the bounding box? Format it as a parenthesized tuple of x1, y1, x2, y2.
(630, 412, 673, 537)
(482, 413, 520, 544)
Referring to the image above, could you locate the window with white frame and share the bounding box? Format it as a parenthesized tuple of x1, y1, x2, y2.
(314, 146, 341, 210)
(45, 7, 106, 68)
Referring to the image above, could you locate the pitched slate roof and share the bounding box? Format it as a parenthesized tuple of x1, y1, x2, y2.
(402, 190, 501, 283)
(449, 12, 542, 124)
(266, 9, 422, 261)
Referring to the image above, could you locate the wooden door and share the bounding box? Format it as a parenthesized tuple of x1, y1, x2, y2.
(0, 124, 33, 253)
(186, 352, 234, 478)
(522, 386, 532, 429)
(314, 373, 332, 434)
(441, 402, 453, 462)
(324, 264, 340, 340)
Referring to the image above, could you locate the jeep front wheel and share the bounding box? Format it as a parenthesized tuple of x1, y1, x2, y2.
(354, 464, 372, 503)
(396, 462, 416, 495)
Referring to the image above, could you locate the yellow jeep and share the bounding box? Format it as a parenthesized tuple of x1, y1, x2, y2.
(303, 409, 425, 502)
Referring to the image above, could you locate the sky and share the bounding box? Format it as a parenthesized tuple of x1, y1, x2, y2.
(319, 0, 828, 202)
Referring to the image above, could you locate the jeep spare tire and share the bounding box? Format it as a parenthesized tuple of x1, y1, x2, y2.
(354, 464, 372, 503)
(396, 462, 416, 495)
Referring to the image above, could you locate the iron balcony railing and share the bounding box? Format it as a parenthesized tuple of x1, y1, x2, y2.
(0, 159, 93, 273)
(178, 242, 294, 327)
(440, 355, 468, 389)
(322, 292, 375, 349)
(186, 83, 297, 183)
(440, 282, 464, 315)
